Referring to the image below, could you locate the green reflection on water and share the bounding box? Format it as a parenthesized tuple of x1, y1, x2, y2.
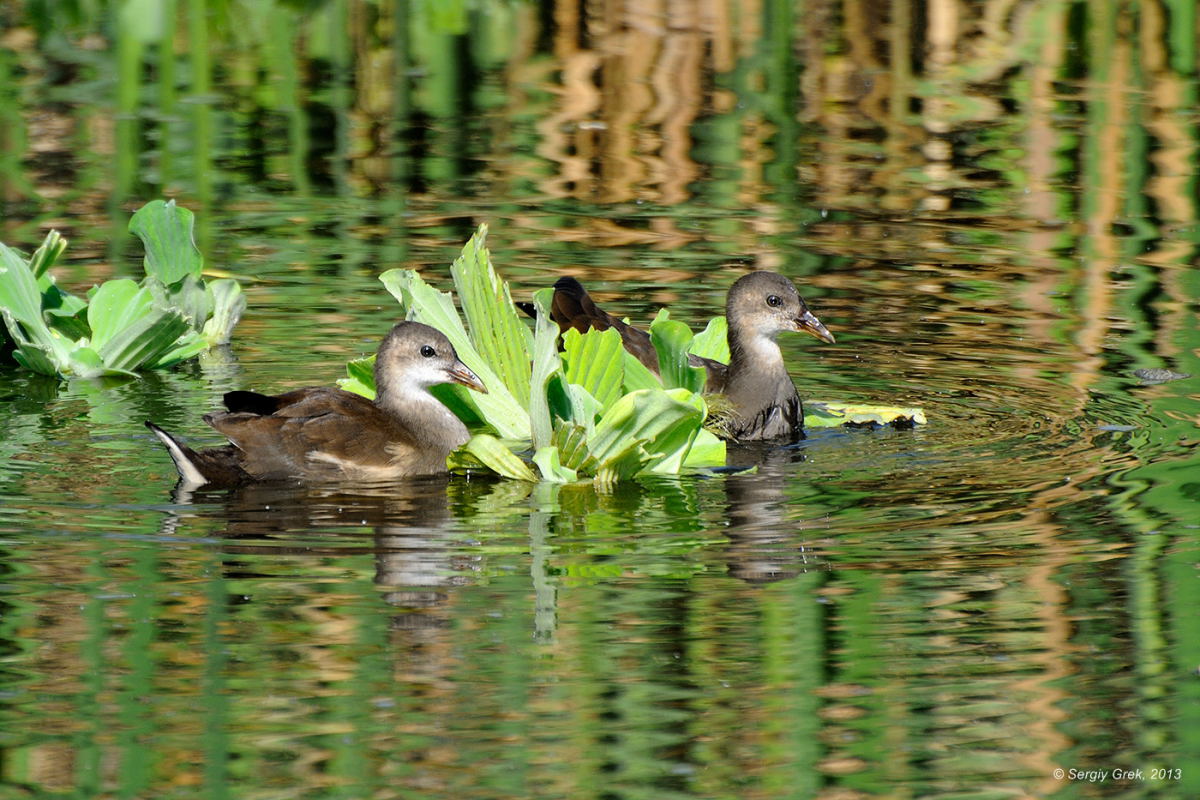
(2, 0, 1200, 798)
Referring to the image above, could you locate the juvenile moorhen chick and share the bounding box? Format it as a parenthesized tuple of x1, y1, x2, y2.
(146, 321, 486, 487)
(547, 271, 835, 442)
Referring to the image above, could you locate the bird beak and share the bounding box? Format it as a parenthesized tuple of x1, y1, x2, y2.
(794, 309, 836, 344)
(447, 361, 488, 393)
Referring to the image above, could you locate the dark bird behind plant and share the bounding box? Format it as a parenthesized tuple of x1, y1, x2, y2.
(544, 271, 835, 442)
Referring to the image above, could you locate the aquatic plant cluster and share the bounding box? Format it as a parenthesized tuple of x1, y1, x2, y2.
(1, 207, 921, 484)
(338, 225, 923, 482)
(0, 200, 243, 378)
(335, 226, 729, 482)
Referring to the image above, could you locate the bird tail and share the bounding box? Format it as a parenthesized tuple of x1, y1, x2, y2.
(145, 421, 211, 486)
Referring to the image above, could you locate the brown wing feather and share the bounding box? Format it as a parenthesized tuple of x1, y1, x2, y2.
(206, 388, 427, 481)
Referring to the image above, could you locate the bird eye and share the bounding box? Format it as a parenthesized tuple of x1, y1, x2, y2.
(420, 345, 436, 358)
(766, 295, 782, 307)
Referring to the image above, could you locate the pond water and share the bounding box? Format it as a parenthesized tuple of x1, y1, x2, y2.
(2, 2, 1199, 798)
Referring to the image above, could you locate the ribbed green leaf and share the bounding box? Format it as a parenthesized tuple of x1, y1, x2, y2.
(551, 423, 597, 474)
(621, 349, 661, 392)
(560, 382, 603, 432)
(0, 242, 45, 327)
(533, 446, 577, 483)
(148, 273, 212, 332)
(380, 267, 530, 440)
(152, 331, 209, 368)
(683, 427, 726, 467)
(28, 230, 67, 279)
(690, 316, 729, 363)
(450, 224, 533, 405)
(649, 314, 706, 393)
(2, 307, 63, 375)
(66, 345, 116, 378)
(87, 279, 152, 350)
(128, 199, 204, 284)
(588, 388, 705, 476)
(94, 305, 191, 372)
(593, 442, 651, 486)
(339, 355, 377, 398)
(457, 433, 536, 481)
(562, 327, 625, 412)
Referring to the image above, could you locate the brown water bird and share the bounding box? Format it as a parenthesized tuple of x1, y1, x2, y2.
(146, 321, 486, 486)
(546, 271, 835, 442)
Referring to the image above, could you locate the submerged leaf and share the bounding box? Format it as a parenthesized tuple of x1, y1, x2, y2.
(804, 401, 927, 429)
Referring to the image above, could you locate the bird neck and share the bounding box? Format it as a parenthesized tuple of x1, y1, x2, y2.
(375, 377, 470, 451)
(727, 325, 787, 381)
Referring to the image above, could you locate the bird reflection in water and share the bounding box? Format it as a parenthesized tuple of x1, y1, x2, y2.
(721, 441, 830, 584)
(162, 475, 509, 621)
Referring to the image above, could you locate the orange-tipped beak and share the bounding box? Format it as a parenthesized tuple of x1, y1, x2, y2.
(447, 361, 488, 393)
(794, 309, 836, 344)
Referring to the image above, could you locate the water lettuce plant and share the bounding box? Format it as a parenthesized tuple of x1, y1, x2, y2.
(339, 226, 727, 483)
(342, 225, 925, 483)
(0, 200, 244, 378)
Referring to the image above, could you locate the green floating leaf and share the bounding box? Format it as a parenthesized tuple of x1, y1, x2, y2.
(533, 446, 577, 483)
(528, 286, 561, 450)
(153, 331, 209, 369)
(621, 349, 660, 393)
(649, 313, 705, 393)
(3, 203, 240, 378)
(87, 279, 153, 350)
(2, 308, 66, 376)
(0, 242, 46, 328)
(455, 433, 536, 481)
(149, 273, 213, 332)
(804, 401, 927, 428)
(339, 355, 377, 398)
(588, 387, 706, 477)
(28, 229, 68, 280)
(201, 278, 246, 345)
(381, 267, 530, 441)
(562, 327, 625, 412)
(95, 305, 192, 373)
(450, 224, 533, 405)
(128, 199, 204, 285)
(551, 423, 597, 474)
(683, 427, 726, 467)
(690, 316, 729, 363)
